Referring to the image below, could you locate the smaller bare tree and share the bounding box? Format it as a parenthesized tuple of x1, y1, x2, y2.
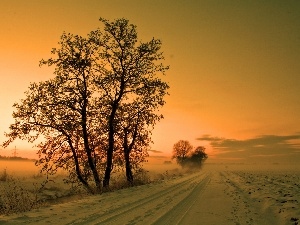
(172, 141, 208, 168)
(189, 146, 208, 167)
(172, 140, 193, 167)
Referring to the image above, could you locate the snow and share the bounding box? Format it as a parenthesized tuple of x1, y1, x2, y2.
(0, 164, 299, 224)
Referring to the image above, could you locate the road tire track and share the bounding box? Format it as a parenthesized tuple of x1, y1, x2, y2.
(152, 173, 211, 225)
(69, 172, 209, 225)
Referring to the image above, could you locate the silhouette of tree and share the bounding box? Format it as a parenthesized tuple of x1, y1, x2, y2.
(93, 18, 169, 188)
(172, 141, 208, 168)
(189, 146, 208, 167)
(172, 140, 193, 166)
(3, 33, 103, 193)
(117, 101, 162, 184)
(3, 17, 169, 192)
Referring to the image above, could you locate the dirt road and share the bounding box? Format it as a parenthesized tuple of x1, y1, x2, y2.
(153, 170, 278, 225)
(0, 166, 291, 225)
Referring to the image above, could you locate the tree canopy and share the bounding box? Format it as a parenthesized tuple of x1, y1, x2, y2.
(172, 140, 208, 168)
(172, 140, 193, 165)
(3, 17, 169, 193)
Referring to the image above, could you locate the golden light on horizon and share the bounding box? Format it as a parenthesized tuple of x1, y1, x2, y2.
(1, 1, 300, 163)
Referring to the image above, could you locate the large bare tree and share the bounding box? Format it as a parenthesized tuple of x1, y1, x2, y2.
(3, 33, 103, 193)
(92, 18, 169, 187)
(3, 17, 169, 192)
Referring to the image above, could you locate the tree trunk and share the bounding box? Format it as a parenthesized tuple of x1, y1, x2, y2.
(80, 74, 102, 193)
(67, 137, 94, 193)
(103, 105, 117, 188)
(82, 105, 101, 192)
(86, 148, 102, 192)
(125, 151, 133, 184)
(103, 148, 113, 188)
(103, 78, 125, 188)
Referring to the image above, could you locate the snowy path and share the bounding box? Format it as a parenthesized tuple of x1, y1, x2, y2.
(1, 166, 293, 225)
(0, 172, 210, 225)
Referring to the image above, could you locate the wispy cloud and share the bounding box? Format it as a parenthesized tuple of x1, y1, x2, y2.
(148, 149, 163, 154)
(197, 134, 300, 162)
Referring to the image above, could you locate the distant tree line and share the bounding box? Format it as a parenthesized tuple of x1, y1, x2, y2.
(3, 18, 169, 193)
(172, 140, 208, 168)
(0, 155, 34, 161)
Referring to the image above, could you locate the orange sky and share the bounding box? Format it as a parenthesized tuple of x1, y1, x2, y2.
(1, 1, 300, 162)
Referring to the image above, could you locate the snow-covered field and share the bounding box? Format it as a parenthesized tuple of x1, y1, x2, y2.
(0, 163, 299, 224)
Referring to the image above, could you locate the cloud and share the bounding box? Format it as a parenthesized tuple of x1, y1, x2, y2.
(148, 149, 163, 154)
(197, 134, 300, 162)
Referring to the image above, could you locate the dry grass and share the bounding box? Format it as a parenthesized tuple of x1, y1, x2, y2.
(108, 167, 184, 191)
(106, 169, 151, 192)
(0, 169, 83, 215)
(0, 162, 188, 215)
(0, 168, 152, 215)
(0, 170, 38, 214)
(0, 169, 9, 182)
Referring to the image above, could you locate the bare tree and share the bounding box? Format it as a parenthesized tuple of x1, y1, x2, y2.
(92, 18, 169, 188)
(117, 101, 161, 184)
(189, 146, 208, 167)
(172, 142, 208, 168)
(3, 17, 169, 191)
(172, 140, 193, 166)
(3, 33, 103, 193)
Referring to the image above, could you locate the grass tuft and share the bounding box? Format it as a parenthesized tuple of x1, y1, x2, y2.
(0, 177, 39, 215)
(0, 169, 9, 182)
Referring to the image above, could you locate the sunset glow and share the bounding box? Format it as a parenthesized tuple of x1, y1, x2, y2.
(1, 1, 300, 164)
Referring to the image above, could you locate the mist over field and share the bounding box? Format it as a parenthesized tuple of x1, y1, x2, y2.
(0, 158, 299, 224)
